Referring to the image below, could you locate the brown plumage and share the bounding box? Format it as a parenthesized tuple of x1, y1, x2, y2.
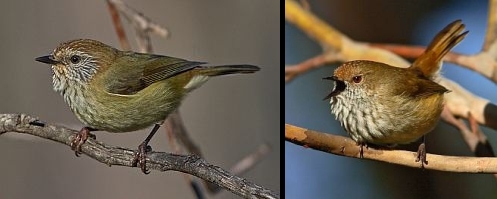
(323, 20, 467, 164)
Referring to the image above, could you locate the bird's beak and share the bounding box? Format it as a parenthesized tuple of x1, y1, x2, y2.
(323, 76, 346, 100)
(35, 55, 59, 65)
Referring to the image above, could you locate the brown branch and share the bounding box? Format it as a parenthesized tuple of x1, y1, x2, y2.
(285, 123, 497, 173)
(0, 113, 279, 199)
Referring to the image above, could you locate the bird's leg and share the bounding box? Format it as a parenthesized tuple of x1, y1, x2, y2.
(415, 135, 428, 168)
(132, 123, 161, 174)
(358, 143, 367, 158)
(70, 127, 97, 157)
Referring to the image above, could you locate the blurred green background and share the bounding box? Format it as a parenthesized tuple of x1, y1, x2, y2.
(286, 0, 497, 198)
(0, 1, 280, 198)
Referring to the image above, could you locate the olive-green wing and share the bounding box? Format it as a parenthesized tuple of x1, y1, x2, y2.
(102, 52, 204, 95)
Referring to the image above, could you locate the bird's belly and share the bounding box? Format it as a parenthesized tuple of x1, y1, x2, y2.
(75, 102, 172, 133)
(66, 82, 183, 132)
(331, 94, 444, 146)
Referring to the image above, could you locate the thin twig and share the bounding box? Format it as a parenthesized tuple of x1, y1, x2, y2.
(166, 111, 203, 157)
(230, 143, 271, 175)
(106, 0, 130, 51)
(285, 53, 345, 82)
(107, 0, 169, 53)
(164, 113, 205, 199)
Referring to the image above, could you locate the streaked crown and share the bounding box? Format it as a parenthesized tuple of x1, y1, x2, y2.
(45, 39, 118, 92)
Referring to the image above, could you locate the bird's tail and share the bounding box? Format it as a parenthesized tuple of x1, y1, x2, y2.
(199, 64, 260, 76)
(183, 64, 259, 91)
(410, 20, 467, 79)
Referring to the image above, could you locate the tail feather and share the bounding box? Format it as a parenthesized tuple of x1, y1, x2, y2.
(410, 20, 468, 78)
(183, 64, 259, 91)
(199, 65, 260, 76)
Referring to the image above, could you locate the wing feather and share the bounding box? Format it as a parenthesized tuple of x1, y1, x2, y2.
(102, 52, 204, 95)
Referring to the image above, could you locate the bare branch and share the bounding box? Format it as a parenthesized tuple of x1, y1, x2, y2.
(0, 113, 279, 199)
(286, 123, 497, 173)
(285, 53, 345, 82)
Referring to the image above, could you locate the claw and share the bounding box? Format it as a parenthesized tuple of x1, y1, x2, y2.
(132, 123, 161, 174)
(70, 127, 96, 156)
(358, 143, 367, 158)
(132, 143, 152, 174)
(415, 143, 428, 168)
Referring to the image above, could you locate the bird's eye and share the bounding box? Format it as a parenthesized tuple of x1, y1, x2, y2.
(70, 55, 81, 64)
(352, 75, 362, 83)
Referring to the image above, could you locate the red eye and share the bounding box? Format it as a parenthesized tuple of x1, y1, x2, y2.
(352, 75, 362, 83)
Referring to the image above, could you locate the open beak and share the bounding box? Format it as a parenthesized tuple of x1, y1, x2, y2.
(35, 55, 59, 65)
(323, 76, 346, 100)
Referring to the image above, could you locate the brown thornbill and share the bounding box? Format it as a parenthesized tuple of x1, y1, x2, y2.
(323, 20, 467, 166)
(36, 39, 260, 173)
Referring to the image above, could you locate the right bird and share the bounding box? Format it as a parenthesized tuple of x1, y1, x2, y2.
(35, 39, 260, 173)
(323, 20, 468, 166)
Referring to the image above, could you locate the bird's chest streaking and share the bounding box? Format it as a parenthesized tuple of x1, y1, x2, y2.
(58, 78, 185, 133)
(330, 86, 444, 146)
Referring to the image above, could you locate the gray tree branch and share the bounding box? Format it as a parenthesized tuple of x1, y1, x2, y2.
(0, 113, 279, 199)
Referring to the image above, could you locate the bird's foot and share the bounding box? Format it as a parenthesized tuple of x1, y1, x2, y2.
(358, 143, 367, 158)
(415, 143, 428, 168)
(132, 143, 153, 174)
(70, 127, 96, 157)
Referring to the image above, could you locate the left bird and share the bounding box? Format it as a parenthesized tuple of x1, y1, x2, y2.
(36, 39, 260, 173)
